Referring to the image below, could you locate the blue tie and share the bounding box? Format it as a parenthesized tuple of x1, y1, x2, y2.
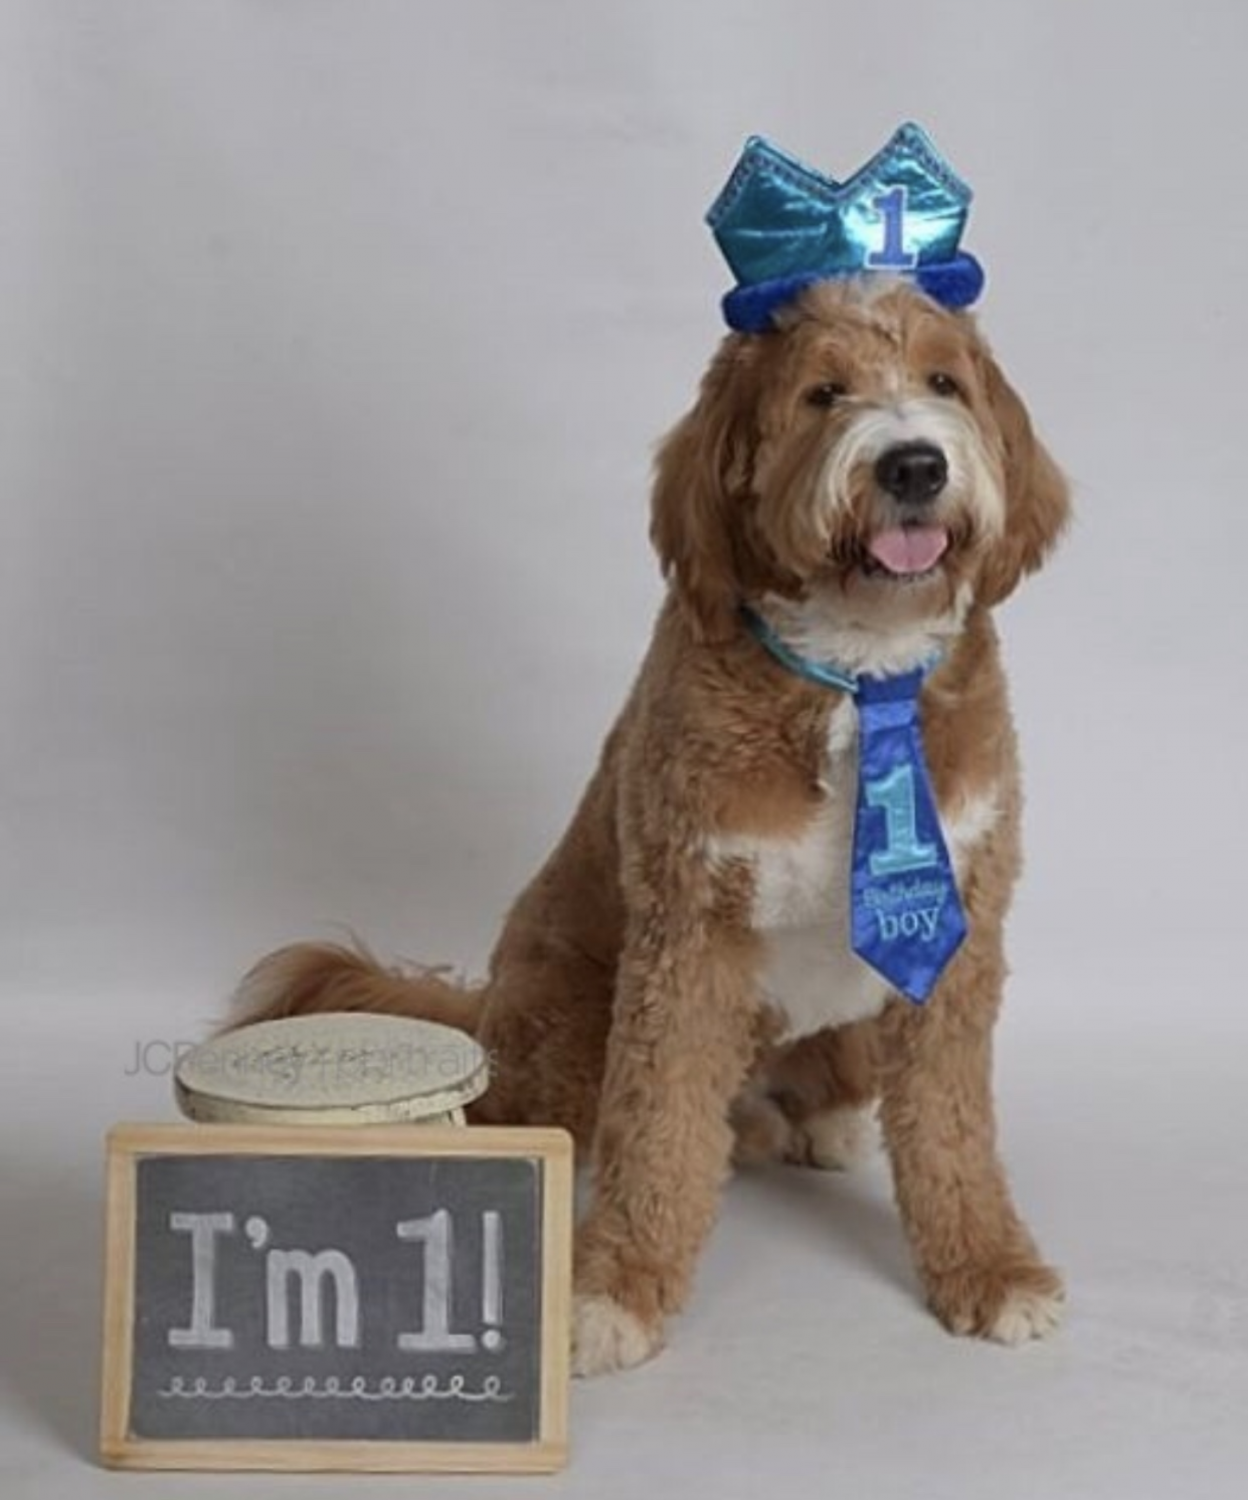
(850, 670, 966, 1001)
(740, 607, 966, 1003)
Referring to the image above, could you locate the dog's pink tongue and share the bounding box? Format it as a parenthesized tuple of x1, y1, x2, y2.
(867, 526, 949, 576)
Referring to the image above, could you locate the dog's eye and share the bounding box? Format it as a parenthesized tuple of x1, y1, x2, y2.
(928, 371, 962, 399)
(805, 382, 848, 409)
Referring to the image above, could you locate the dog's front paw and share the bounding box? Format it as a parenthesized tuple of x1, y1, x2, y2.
(570, 1293, 663, 1377)
(925, 1258, 1065, 1346)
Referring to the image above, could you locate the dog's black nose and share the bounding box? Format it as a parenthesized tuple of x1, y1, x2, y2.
(874, 442, 949, 506)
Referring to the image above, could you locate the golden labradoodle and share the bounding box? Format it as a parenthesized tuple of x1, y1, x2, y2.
(234, 273, 1069, 1375)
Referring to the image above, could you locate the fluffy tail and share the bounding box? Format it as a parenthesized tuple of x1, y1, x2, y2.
(229, 940, 484, 1035)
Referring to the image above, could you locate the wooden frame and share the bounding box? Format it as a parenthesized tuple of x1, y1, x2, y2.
(100, 1122, 572, 1473)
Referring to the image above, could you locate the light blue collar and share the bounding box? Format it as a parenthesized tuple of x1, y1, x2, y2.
(739, 604, 861, 693)
(739, 604, 939, 694)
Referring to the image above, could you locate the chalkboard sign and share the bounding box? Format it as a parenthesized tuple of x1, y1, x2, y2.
(100, 1123, 572, 1472)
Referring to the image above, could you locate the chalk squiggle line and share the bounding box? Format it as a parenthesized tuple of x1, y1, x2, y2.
(156, 1373, 513, 1403)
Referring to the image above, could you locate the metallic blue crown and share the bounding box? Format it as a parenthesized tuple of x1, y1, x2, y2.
(706, 123, 985, 332)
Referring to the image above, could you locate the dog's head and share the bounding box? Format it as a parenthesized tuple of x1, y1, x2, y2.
(651, 277, 1069, 642)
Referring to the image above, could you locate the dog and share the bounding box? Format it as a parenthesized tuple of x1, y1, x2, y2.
(233, 271, 1070, 1376)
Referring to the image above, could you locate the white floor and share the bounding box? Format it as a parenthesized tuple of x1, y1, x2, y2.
(4, 968, 1247, 1500)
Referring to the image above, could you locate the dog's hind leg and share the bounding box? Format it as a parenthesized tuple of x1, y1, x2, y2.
(470, 943, 616, 1152)
(732, 1020, 880, 1170)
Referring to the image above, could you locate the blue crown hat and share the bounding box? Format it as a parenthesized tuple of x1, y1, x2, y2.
(706, 123, 985, 333)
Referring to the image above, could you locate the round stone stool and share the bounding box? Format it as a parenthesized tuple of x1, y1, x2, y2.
(173, 1012, 489, 1127)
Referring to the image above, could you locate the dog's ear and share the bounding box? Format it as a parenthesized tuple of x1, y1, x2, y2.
(974, 340, 1071, 607)
(650, 338, 758, 642)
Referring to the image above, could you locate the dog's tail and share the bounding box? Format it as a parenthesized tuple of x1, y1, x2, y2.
(228, 940, 484, 1036)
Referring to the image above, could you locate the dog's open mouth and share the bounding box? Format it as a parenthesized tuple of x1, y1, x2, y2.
(860, 525, 950, 582)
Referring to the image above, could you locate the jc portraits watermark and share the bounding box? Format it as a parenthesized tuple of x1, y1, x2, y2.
(123, 1035, 486, 1089)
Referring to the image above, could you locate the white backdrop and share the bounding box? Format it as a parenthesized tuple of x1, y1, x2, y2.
(3, 3, 1247, 1497)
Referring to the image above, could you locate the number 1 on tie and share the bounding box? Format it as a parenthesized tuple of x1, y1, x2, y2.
(866, 763, 938, 876)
